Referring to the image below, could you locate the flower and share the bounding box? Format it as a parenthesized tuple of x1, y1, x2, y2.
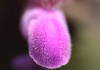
(24, 8, 72, 69)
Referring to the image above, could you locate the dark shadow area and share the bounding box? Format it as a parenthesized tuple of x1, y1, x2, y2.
(0, 0, 27, 70)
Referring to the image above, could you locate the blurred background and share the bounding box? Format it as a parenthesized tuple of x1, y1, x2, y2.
(0, 0, 100, 70)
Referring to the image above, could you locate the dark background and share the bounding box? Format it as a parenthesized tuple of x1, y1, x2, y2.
(0, 0, 27, 70)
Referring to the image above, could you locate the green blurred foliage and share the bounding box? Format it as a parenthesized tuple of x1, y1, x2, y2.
(59, 0, 100, 70)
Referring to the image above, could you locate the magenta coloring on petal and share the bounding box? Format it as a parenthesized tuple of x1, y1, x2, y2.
(25, 8, 72, 69)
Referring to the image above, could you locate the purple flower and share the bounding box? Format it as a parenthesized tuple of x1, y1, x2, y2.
(11, 53, 36, 70)
(22, 8, 72, 69)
